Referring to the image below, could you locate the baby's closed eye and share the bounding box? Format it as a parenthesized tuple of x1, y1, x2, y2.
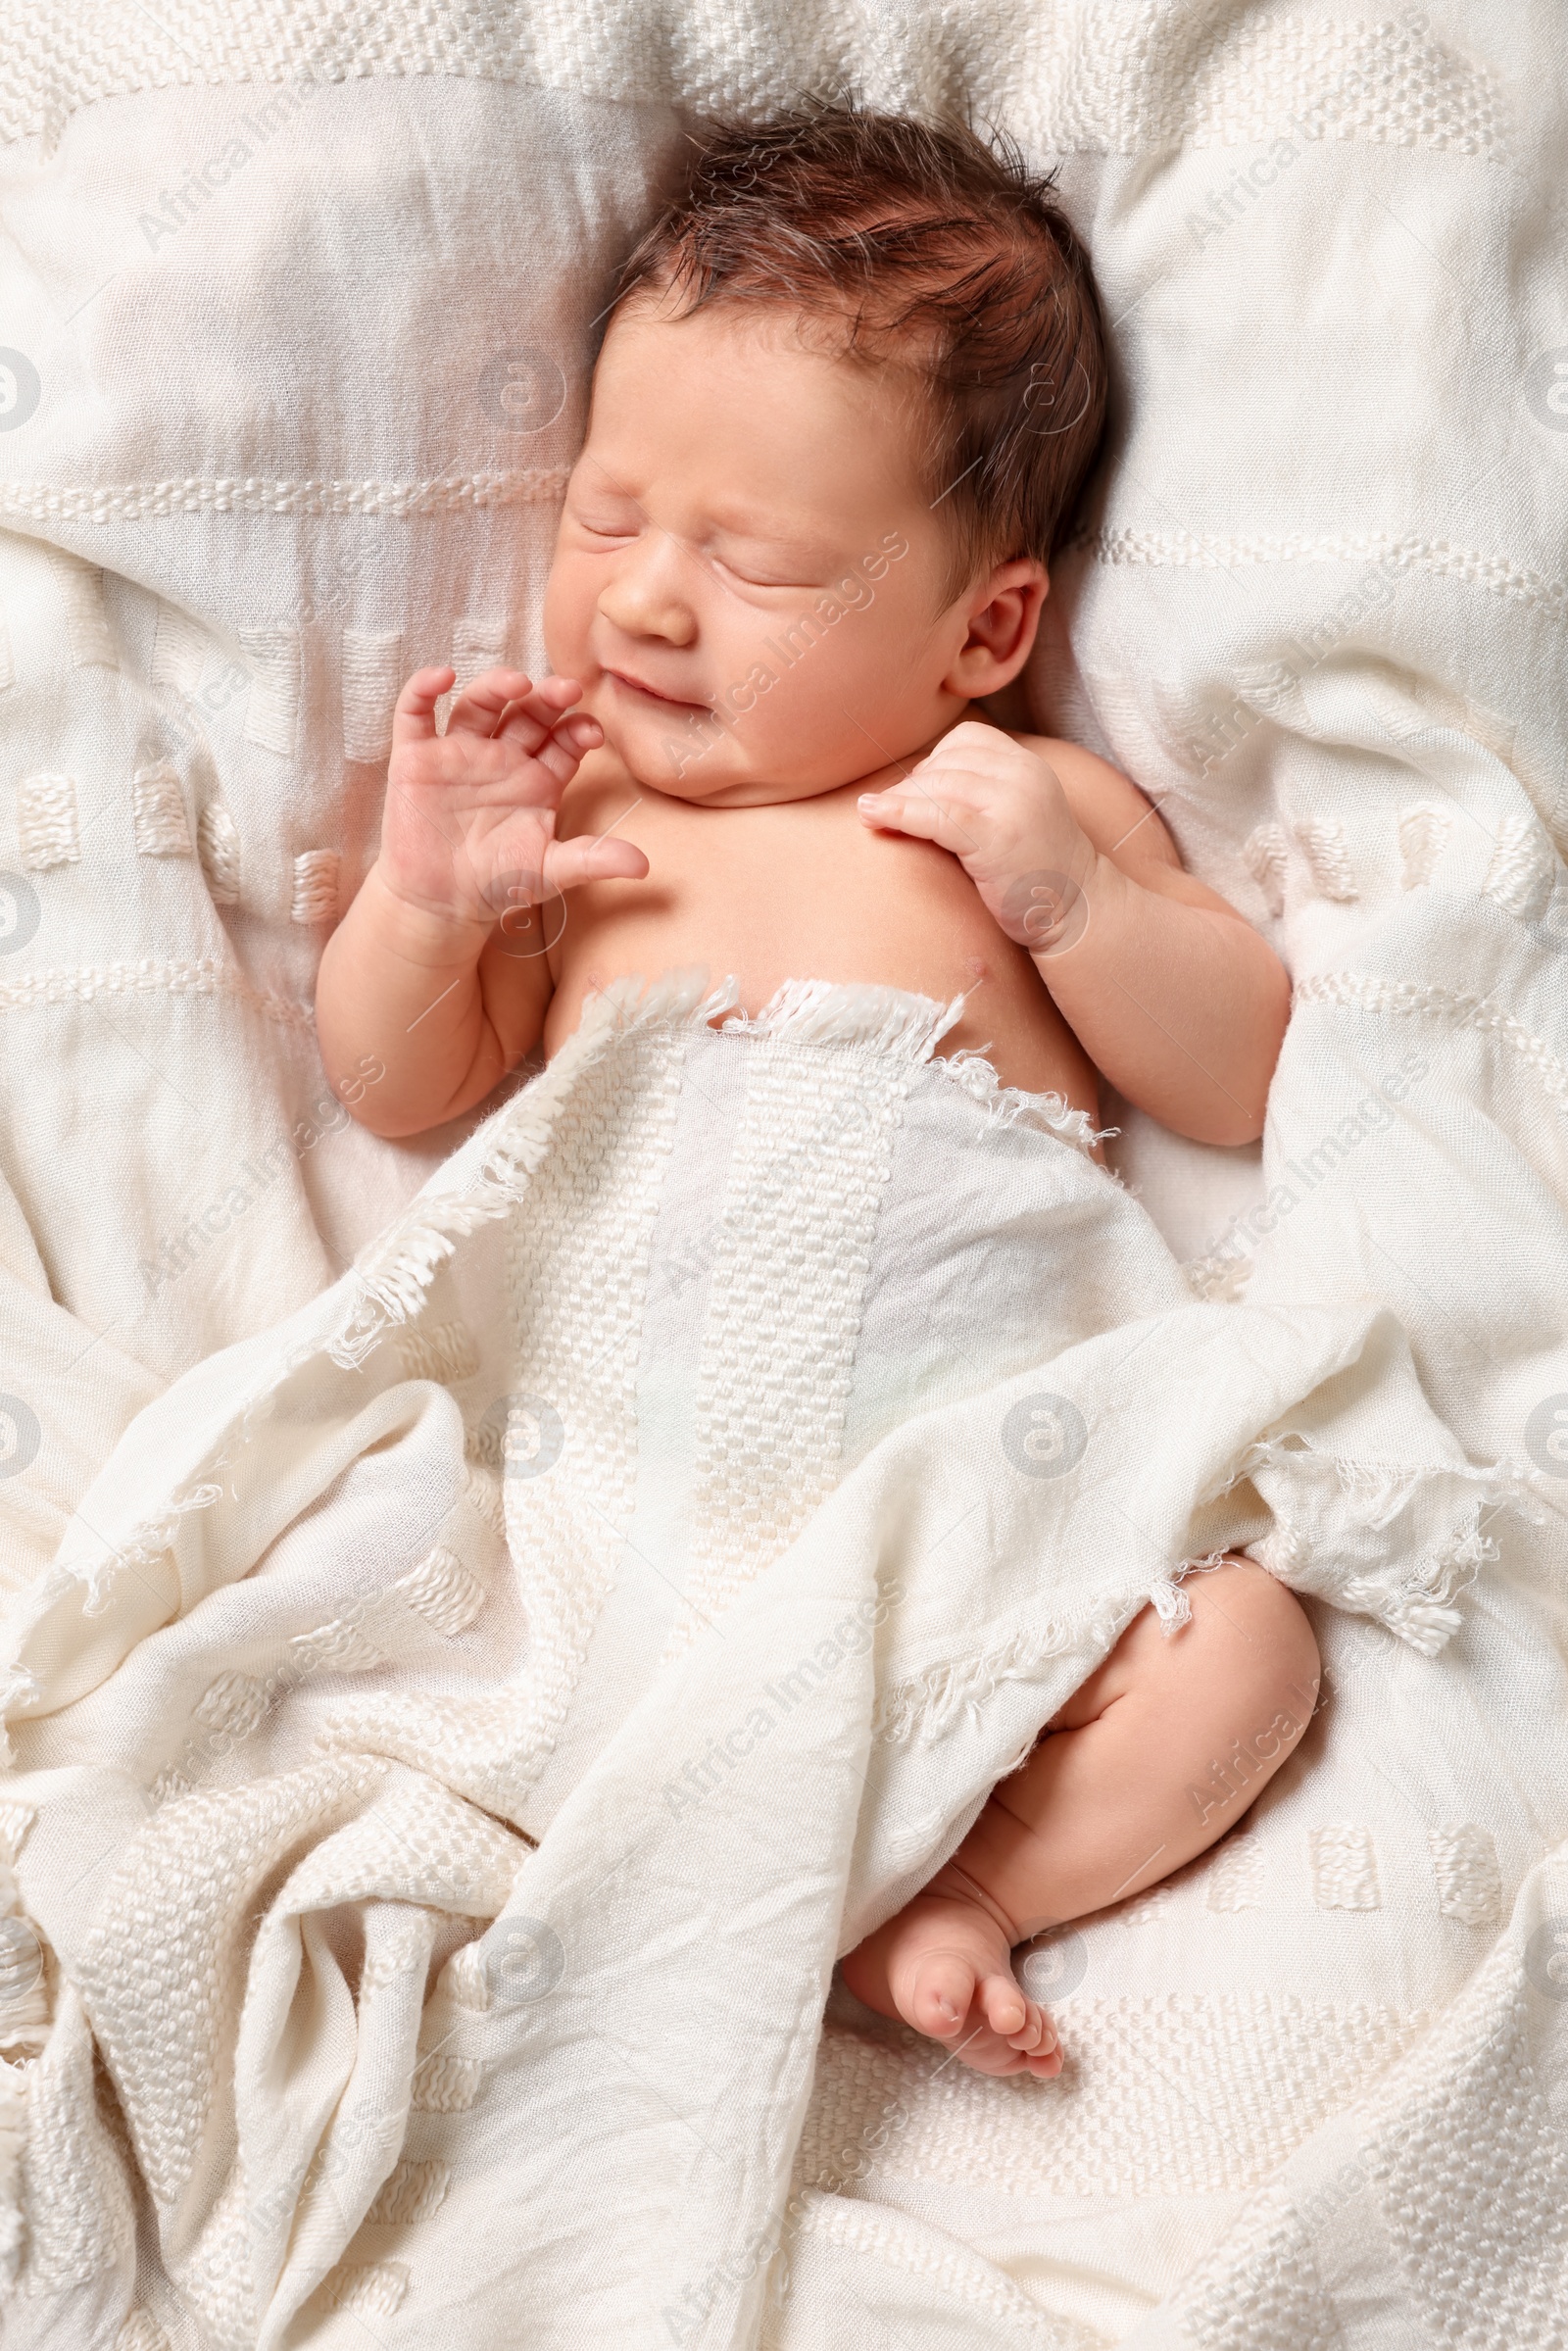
(708, 534, 835, 590)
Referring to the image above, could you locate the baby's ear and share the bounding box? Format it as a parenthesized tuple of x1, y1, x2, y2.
(948, 559, 1048, 697)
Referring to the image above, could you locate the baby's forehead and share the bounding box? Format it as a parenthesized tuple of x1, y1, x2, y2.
(584, 306, 930, 526)
(592, 294, 927, 433)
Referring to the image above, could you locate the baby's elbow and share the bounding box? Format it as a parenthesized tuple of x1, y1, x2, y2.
(350, 1073, 493, 1141)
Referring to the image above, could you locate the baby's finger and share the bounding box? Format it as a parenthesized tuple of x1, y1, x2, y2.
(552, 712, 604, 759)
(858, 784, 987, 858)
(541, 834, 649, 896)
(391, 665, 459, 745)
(916, 720, 1027, 772)
(445, 667, 553, 738)
(491, 677, 591, 750)
(515, 713, 604, 795)
(936, 717, 1011, 753)
(906, 751, 1019, 797)
(915, 745, 1065, 810)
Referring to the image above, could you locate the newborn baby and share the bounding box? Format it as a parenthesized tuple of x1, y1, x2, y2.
(318, 108, 1318, 2080)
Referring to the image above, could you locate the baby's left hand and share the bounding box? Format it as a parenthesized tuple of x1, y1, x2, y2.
(858, 720, 1096, 956)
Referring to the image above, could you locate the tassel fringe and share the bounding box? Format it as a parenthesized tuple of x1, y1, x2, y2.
(720, 976, 965, 1061)
(872, 1603, 1134, 1744)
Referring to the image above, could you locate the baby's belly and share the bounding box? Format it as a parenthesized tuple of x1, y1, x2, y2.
(541, 803, 1102, 1110)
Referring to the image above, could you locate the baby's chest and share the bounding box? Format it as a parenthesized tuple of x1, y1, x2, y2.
(547, 789, 1089, 1098)
(604, 798, 1002, 970)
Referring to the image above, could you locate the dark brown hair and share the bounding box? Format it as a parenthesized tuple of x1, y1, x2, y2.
(610, 103, 1108, 599)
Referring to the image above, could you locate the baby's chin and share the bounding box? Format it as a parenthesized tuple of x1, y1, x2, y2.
(592, 709, 842, 807)
(621, 759, 827, 808)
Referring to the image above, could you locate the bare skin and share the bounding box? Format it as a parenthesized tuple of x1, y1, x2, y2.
(315, 291, 1305, 2077)
(840, 1560, 1321, 2077)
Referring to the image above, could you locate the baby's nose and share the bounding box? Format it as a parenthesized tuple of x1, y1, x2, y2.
(597, 556, 698, 647)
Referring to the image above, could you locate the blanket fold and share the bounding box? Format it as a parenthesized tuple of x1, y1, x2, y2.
(0, 979, 1494, 2344)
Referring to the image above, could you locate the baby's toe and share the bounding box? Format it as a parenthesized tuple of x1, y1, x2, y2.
(979, 1973, 1030, 2040)
(1004, 1995, 1058, 2058)
(906, 1950, 979, 2040)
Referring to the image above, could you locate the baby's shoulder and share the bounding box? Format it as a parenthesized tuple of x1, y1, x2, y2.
(1004, 728, 1183, 874)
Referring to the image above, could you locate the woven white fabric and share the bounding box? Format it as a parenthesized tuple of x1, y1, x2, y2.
(0, 978, 1491, 2345)
(0, 5, 1566, 2346)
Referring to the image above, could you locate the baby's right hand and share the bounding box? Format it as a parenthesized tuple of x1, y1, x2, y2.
(377, 664, 648, 932)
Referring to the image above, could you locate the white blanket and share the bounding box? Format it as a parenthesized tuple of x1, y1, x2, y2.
(0, 975, 1498, 2345)
(2, 5, 1567, 2346)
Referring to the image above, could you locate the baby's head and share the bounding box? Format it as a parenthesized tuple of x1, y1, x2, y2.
(543, 105, 1107, 805)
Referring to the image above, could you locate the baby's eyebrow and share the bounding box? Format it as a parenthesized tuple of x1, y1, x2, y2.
(572, 455, 645, 510)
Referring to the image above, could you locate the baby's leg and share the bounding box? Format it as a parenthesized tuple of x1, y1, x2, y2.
(841, 1559, 1319, 2077)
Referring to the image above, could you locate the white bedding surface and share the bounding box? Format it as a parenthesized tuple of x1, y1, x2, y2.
(3, 976, 1489, 2349)
(1, 7, 1566, 2345)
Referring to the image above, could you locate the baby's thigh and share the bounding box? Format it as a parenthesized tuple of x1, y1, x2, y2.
(1051, 1557, 1320, 1755)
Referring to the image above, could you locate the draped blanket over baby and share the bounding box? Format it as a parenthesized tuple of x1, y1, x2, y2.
(1, 975, 1495, 2346)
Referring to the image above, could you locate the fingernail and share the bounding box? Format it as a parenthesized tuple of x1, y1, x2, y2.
(858, 793, 881, 809)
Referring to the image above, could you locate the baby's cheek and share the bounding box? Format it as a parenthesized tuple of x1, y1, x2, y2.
(541, 558, 589, 680)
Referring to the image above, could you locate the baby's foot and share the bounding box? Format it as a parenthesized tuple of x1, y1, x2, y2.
(841, 1872, 1062, 2079)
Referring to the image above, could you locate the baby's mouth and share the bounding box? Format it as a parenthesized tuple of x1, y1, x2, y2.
(602, 666, 710, 714)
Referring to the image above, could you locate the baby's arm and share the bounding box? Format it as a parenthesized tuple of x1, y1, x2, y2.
(858, 722, 1290, 1145)
(316, 666, 647, 1138)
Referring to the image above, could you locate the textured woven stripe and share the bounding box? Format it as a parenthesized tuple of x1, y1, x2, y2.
(0, 473, 570, 523)
(662, 1034, 908, 1659)
(802, 1996, 1434, 2202)
(1360, 1946, 1568, 2349)
(1177, 2181, 1345, 2351)
(496, 1029, 684, 1795)
(0, 957, 313, 1031)
(0, 4, 1503, 153)
(1294, 972, 1568, 1114)
(1088, 530, 1567, 618)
